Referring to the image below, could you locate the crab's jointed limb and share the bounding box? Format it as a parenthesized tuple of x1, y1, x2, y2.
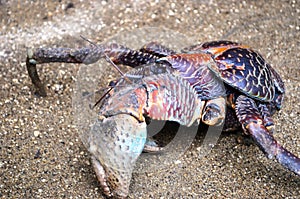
(26, 43, 161, 96)
(235, 95, 300, 175)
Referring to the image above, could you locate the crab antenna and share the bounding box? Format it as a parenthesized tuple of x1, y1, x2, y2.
(103, 53, 126, 77)
(93, 86, 114, 108)
(80, 35, 98, 47)
(93, 81, 136, 108)
(102, 53, 133, 85)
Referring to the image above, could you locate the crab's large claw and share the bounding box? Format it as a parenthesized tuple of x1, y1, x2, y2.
(88, 114, 147, 198)
(236, 95, 300, 176)
(87, 73, 203, 198)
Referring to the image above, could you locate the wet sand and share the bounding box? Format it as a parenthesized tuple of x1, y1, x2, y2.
(0, 0, 299, 198)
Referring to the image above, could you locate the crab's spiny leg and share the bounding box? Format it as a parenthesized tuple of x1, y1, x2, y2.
(235, 95, 300, 176)
(140, 41, 177, 57)
(26, 44, 160, 96)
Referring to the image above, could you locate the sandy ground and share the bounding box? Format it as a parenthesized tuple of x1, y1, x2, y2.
(0, 0, 300, 198)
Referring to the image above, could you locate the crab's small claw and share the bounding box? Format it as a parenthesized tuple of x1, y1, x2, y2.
(202, 97, 226, 126)
(88, 114, 147, 198)
(236, 95, 300, 175)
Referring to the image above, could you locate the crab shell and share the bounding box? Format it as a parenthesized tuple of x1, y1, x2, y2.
(184, 40, 285, 109)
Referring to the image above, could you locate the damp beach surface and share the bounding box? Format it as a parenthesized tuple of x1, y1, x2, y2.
(0, 0, 299, 198)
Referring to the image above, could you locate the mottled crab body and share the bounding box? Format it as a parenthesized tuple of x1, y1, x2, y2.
(26, 40, 300, 198)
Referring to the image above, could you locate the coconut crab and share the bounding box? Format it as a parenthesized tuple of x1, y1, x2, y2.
(26, 40, 300, 198)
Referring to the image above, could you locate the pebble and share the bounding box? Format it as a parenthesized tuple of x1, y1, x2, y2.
(33, 130, 40, 137)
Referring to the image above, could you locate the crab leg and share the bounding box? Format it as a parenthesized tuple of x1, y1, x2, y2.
(140, 41, 177, 57)
(235, 95, 300, 175)
(26, 43, 160, 96)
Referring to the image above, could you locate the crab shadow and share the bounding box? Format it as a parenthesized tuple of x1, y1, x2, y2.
(146, 120, 300, 187)
(74, 120, 300, 197)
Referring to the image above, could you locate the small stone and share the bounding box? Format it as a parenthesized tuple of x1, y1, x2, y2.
(168, 10, 175, 16)
(174, 160, 181, 164)
(33, 130, 40, 137)
(41, 178, 47, 183)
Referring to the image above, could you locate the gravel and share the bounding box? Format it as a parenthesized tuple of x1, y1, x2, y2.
(0, 0, 299, 198)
